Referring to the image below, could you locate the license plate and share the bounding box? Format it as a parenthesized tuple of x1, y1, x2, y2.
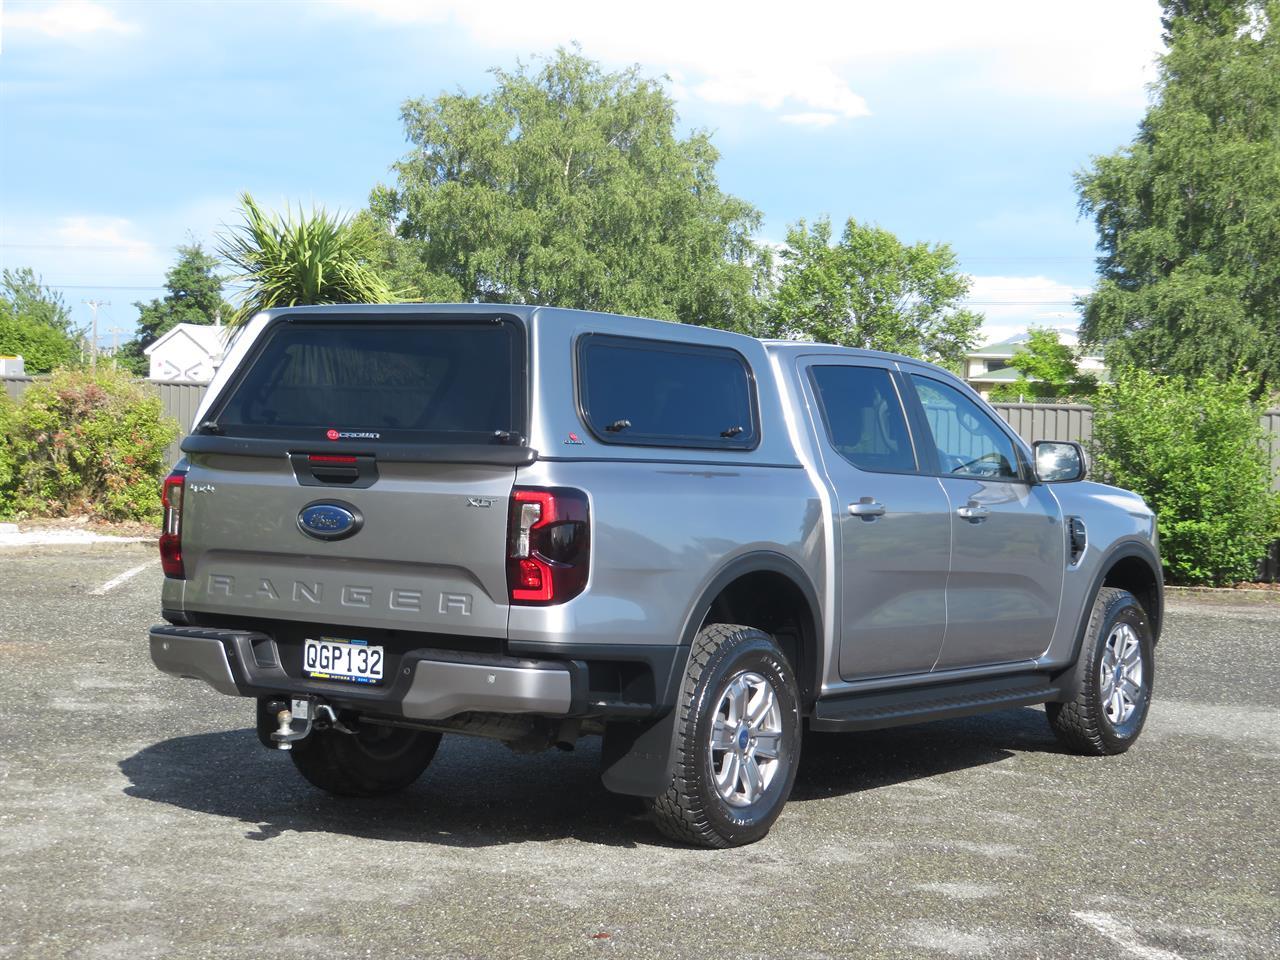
(303, 637, 384, 685)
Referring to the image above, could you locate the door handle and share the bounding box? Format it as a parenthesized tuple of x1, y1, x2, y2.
(957, 504, 990, 522)
(849, 499, 886, 520)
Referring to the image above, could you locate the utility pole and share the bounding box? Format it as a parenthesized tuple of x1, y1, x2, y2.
(108, 327, 125, 370)
(82, 300, 110, 366)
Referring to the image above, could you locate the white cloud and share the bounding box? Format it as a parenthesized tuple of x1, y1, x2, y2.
(964, 275, 1091, 344)
(0, 213, 193, 339)
(0, 213, 167, 295)
(329, 0, 1163, 125)
(3, 1, 137, 41)
(51, 217, 157, 262)
(779, 112, 842, 128)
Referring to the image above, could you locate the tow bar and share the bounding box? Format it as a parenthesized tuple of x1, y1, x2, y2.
(266, 698, 310, 750)
(264, 698, 359, 750)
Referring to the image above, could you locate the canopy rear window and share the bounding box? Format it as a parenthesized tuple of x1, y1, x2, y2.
(577, 334, 758, 449)
(210, 318, 525, 444)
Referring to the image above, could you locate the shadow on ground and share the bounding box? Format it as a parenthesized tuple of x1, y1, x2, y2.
(792, 705, 1062, 802)
(119, 706, 1061, 847)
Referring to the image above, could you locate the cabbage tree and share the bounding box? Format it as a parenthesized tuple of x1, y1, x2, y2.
(219, 193, 396, 326)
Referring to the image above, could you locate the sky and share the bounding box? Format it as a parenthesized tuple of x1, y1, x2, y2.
(0, 0, 1166, 349)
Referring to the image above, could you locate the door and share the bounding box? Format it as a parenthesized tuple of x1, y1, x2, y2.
(804, 361, 951, 680)
(906, 374, 1065, 669)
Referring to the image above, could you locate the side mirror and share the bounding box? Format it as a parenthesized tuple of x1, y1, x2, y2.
(1033, 440, 1087, 483)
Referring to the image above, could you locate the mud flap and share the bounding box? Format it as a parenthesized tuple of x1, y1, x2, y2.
(598, 640, 693, 797)
(599, 708, 681, 797)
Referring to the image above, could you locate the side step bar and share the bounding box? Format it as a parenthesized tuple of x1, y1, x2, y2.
(811, 671, 1060, 732)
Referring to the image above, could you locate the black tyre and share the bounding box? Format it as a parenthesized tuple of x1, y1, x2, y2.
(289, 723, 441, 797)
(1047, 587, 1155, 755)
(648, 623, 802, 848)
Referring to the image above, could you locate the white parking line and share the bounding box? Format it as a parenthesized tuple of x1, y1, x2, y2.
(1072, 912, 1188, 960)
(90, 559, 160, 596)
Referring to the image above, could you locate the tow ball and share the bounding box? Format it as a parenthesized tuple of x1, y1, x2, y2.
(266, 698, 311, 750)
(264, 698, 357, 750)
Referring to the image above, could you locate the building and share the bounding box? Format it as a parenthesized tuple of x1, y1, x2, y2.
(144, 323, 228, 382)
(964, 328, 1105, 399)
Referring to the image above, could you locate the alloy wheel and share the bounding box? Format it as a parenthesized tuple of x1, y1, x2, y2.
(708, 670, 784, 807)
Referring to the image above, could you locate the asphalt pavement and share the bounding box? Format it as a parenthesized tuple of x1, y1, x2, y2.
(0, 545, 1277, 959)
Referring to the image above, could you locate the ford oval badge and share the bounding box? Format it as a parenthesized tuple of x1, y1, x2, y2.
(297, 501, 362, 542)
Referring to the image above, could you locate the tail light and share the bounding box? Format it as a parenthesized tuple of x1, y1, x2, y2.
(506, 487, 589, 605)
(159, 471, 186, 579)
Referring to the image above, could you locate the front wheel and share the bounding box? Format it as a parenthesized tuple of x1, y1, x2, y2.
(289, 723, 441, 797)
(648, 623, 802, 848)
(1047, 587, 1155, 755)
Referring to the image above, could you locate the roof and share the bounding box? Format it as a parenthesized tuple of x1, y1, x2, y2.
(968, 367, 1110, 386)
(966, 367, 1025, 383)
(144, 323, 230, 357)
(968, 341, 1023, 357)
(966, 327, 1098, 359)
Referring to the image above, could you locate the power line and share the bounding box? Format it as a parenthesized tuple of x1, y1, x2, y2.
(0, 243, 155, 252)
(41, 284, 168, 291)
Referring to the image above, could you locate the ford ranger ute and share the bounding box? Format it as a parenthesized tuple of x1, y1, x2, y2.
(150, 304, 1162, 847)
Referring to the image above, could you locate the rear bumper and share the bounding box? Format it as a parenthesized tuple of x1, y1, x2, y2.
(151, 629, 240, 696)
(149, 625, 574, 721)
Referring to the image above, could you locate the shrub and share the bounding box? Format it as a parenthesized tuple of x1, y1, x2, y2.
(0, 391, 16, 513)
(1090, 370, 1280, 585)
(1, 369, 177, 523)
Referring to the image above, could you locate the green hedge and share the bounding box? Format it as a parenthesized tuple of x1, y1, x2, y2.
(1090, 370, 1280, 585)
(0, 369, 178, 523)
(0, 391, 16, 506)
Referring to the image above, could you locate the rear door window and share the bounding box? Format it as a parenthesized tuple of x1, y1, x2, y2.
(212, 318, 525, 443)
(577, 335, 758, 449)
(808, 365, 917, 473)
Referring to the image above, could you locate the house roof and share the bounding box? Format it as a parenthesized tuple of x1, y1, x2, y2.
(966, 327, 1102, 361)
(967, 367, 1025, 383)
(968, 341, 1023, 357)
(968, 367, 1111, 387)
(144, 323, 230, 357)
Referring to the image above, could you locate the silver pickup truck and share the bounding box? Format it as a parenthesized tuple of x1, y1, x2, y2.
(150, 304, 1162, 847)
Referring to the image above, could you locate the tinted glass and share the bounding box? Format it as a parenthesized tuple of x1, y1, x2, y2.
(215, 321, 522, 442)
(579, 337, 756, 448)
(809, 365, 916, 473)
(911, 375, 1021, 480)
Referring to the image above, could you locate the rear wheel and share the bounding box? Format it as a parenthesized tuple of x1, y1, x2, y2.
(1047, 587, 1154, 755)
(648, 623, 801, 848)
(289, 723, 441, 797)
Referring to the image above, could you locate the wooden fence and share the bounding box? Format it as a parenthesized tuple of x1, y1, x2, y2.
(992, 402, 1280, 492)
(1264, 410, 1280, 495)
(992, 403, 1095, 446)
(2, 376, 31, 401)
(151, 381, 209, 463)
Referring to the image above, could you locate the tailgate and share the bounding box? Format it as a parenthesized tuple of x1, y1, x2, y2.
(174, 311, 528, 637)
(179, 455, 515, 636)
